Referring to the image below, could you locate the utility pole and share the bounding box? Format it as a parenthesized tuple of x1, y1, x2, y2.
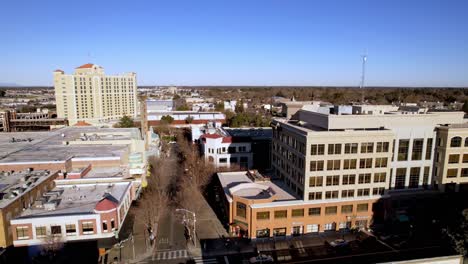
(360, 53, 367, 103)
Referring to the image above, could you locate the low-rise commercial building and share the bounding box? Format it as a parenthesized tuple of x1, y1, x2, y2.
(0, 170, 58, 248)
(200, 127, 272, 171)
(10, 182, 133, 247)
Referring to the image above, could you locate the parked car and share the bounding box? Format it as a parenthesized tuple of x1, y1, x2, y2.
(249, 254, 274, 263)
(329, 239, 349, 247)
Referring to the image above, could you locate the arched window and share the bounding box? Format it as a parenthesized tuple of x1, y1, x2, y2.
(450, 137, 462, 147)
(208, 156, 214, 163)
(465, 138, 468, 147)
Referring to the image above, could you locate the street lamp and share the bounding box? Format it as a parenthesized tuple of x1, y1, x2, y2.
(176, 208, 197, 247)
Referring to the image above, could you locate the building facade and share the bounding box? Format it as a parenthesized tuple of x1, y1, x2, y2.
(434, 124, 468, 192)
(53, 64, 138, 125)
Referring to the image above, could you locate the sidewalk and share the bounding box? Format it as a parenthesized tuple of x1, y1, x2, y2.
(104, 213, 157, 264)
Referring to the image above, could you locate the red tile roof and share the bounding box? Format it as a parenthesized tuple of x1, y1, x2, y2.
(74, 121, 92, 126)
(95, 198, 118, 211)
(200, 134, 223, 139)
(76, 63, 95, 69)
(54, 69, 64, 73)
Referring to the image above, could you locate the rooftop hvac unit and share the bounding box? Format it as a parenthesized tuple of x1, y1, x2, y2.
(44, 200, 58, 210)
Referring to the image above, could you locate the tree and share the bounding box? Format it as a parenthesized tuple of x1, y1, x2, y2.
(235, 100, 245, 113)
(116, 115, 134, 128)
(463, 101, 468, 114)
(160, 115, 174, 125)
(176, 104, 190, 111)
(185, 116, 194, 124)
(173, 94, 181, 100)
(0, 90, 5, 97)
(215, 102, 224, 111)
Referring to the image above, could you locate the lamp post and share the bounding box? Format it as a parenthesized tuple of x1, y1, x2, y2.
(176, 208, 197, 247)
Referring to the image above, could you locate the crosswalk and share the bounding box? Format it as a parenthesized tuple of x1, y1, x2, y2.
(153, 249, 188, 260)
(192, 256, 219, 264)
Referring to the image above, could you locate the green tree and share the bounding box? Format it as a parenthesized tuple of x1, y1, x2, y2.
(462, 101, 468, 114)
(235, 100, 245, 113)
(117, 115, 134, 128)
(215, 102, 224, 111)
(185, 116, 194, 124)
(176, 104, 190, 111)
(0, 90, 5, 97)
(160, 115, 174, 125)
(173, 94, 181, 100)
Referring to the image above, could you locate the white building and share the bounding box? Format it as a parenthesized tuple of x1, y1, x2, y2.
(10, 182, 133, 247)
(224, 100, 237, 112)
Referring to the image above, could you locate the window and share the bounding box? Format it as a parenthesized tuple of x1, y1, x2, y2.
(463, 154, 468, 163)
(465, 138, 468, 147)
(16, 226, 29, 240)
(341, 189, 354, 198)
(409, 167, 420, 188)
(361, 142, 374, 153)
(326, 175, 340, 186)
(374, 172, 386, 183)
(411, 139, 424, 160)
(36, 226, 46, 238)
(256, 211, 270, 220)
(236, 202, 246, 218)
(51, 225, 62, 236)
(256, 228, 270, 238)
(311, 144, 325, 155)
(82, 222, 94, 235)
(395, 168, 406, 189)
(274, 210, 287, 219)
(447, 169, 458, 178)
(342, 174, 356, 185)
(102, 221, 108, 232)
(357, 203, 369, 212)
(66, 224, 76, 236)
(229, 157, 238, 163)
(375, 158, 388, 168)
(344, 143, 358, 154)
(357, 188, 370, 197)
(308, 207, 321, 216)
(324, 223, 336, 231)
(449, 154, 460, 164)
(327, 160, 341, 170)
(450, 137, 462, 147)
(292, 209, 304, 217)
(373, 187, 385, 195)
(341, 205, 353, 213)
(309, 176, 323, 187)
(358, 173, 371, 184)
(343, 159, 357, 170)
(306, 224, 319, 233)
(359, 158, 372, 169)
(325, 206, 337, 215)
(328, 144, 342, 155)
(219, 158, 227, 163)
(423, 167, 430, 186)
(325, 191, 339, 199)
(273, 228, 286, 236)
(426, 138, 433, 160)
(398, 140, 410, 161)
(376, 142, 390, 152)
(308, 192, 322, 200)
(310, 161, 324, 171)
(461, 168, 468, 177)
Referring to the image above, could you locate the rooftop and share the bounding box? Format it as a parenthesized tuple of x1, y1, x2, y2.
(0, 170, 57, 208)
(16, 182, 131, 218)
(0, 127, 141, 163)
(217, 171, 297, 202)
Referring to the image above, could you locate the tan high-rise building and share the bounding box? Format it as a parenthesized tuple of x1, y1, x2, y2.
(53, 63, 137, 125)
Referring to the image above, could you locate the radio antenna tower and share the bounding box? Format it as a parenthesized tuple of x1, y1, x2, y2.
(360, 53, 367, 103)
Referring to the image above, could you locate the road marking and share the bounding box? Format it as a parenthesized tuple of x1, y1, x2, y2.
(224, 255, 229, 264)
(155, 250, 189, 260)
(192, 256, 218, 263)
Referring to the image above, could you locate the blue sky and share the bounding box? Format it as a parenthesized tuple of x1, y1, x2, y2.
(1, 0, 467, 86)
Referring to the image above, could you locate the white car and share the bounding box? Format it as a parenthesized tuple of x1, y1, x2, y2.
(249, 254, 274, 263)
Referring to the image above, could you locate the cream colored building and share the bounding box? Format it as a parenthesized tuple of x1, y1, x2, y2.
(53, 64, 137, 125)
(434, 123, 468, 192)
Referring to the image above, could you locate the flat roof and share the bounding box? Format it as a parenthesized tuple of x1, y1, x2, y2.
(16, 182, 131, 218)
(217, 171, 297, 202)
(0, 127, 140, 163)
(0, 170, 57, 209)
